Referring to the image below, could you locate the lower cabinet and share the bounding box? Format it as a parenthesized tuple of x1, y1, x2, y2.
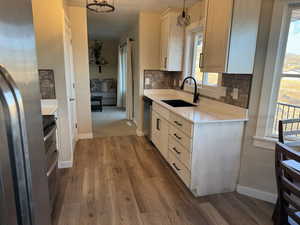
(150, 102, 244, 197)
(151, 111, 169, 160)
(168, 151, 191, 188)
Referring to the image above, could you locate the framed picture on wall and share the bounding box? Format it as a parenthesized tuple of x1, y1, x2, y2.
(38, 69, 56, 99)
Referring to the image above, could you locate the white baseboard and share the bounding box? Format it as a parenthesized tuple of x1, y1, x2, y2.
(77, 133, 93, 140)
(58, 160, 73, 169)
(237, 185, 277, 203)
(136, 129, 144, 137)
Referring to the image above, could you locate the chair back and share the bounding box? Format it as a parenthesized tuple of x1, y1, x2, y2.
(275, 142, 300, 224)
(278, 118, 300, 143)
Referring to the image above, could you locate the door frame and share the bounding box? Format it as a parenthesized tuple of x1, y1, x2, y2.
(62, 11, 78, 155)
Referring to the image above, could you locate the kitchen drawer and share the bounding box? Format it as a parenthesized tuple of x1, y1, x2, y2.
(170, 113, 193, 137)
(168, 137, 191, 170)
(169, 126, 192, 151)
(153, 102, 170, 120)
(169, 152, 191, 188)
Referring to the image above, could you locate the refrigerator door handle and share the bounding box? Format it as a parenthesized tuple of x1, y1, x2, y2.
(0, 65, 34, 225)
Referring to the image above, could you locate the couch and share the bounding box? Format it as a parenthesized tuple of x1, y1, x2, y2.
(90, 78, 117, 106)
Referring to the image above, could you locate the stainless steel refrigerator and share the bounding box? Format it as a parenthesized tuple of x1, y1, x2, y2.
(0, 0, 52, 225)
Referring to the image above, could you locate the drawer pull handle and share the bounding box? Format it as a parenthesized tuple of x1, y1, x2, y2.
(174, 121, 183, 127)
(172, 163, 181, 171)
(174, 133, 182, 140)
(172, 147, 181, 155)
(156, 118, 160, 131)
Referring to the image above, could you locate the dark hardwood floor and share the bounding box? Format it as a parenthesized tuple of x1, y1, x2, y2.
(53, 135, 274, 225)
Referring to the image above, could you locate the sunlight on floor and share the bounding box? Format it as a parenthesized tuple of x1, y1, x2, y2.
(92, 107, 137, 137)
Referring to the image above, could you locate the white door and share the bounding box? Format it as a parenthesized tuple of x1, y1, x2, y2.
(63, 14, 77, 153)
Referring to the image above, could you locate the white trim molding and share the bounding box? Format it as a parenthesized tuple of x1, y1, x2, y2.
(136, 129, 144, 137)
(237, 185, 277, 204)
(253, 136, 277, 150)
(58, 160, 73, 168)
(255, 0, 300, 142)
(77, 132, 93, 140)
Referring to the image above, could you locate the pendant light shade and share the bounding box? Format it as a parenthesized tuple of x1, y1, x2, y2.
(86, 0, 115, 13)
(177, 0, 191, 26)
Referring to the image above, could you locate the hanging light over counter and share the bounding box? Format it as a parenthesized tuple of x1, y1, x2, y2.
(177, 0, 191, 26)
(86, 0, 115, 13)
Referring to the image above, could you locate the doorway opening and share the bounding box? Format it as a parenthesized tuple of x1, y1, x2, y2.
(88, 38, 135, 137)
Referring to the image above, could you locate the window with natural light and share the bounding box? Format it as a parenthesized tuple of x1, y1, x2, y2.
(191, 32, 219, 86)
(272, 7, 300, 136)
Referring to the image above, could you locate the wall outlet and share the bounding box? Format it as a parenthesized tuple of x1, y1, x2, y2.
(145, 77, 151, 85)
(232, 88, 239, 100)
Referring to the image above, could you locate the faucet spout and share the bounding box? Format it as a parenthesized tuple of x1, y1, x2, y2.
(180, 76, 200, 103)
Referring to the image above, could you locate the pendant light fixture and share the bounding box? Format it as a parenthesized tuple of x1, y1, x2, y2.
(177, 0, 191, 26)
(86, 0, 115, 13)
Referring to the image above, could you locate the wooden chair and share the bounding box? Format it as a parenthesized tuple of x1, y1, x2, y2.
(274, 142, 300, 225)
(273, 119, 300, 224)
(278, 119, 300, 144)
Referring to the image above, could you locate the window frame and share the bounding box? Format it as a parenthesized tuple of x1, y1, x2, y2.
(254, 0, 300, 149)
(183, 21, 224, 99)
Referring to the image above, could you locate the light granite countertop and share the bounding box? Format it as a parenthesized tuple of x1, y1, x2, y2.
(41, 99, 58, 115)
(144, 89, 248, 124)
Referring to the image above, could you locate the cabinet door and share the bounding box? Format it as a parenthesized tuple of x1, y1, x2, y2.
(159, 117, 169, 159)
(161, 15, 170, 70)
(202, 0, 233, 72)
(151, 111, 161, 150)
(151, 111, 169, 160)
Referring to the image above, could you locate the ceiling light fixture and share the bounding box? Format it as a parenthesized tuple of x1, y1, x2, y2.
(177, 0, 191, 27)
(86, 0, 115, 13)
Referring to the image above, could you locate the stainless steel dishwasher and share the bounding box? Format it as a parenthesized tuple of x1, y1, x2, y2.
(143, 96, 152, 140)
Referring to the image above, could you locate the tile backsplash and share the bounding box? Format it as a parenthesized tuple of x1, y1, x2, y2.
(220, 74, 252, 108)
(143, 70, 252, 108)
(39, 69, 56, 99)
(144, 70, 181, 89)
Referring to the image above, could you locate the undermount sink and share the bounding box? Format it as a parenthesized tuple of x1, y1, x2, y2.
(162, 99, 197, 108)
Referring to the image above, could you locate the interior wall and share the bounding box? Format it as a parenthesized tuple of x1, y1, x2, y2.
(137, 11, 161, 134)
(32, 0, 73, 165)
(89, 40, 119, 80)
(238, 0, 277, 199)
(68, 6, 93, 138)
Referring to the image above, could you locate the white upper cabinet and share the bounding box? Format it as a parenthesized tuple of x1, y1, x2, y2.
(201, 0, 262, 74)
(160, 9, 184, 71)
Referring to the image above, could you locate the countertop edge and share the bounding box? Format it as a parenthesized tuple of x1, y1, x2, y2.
(144, 93, 248, 124)
(41, 99, 58, 116)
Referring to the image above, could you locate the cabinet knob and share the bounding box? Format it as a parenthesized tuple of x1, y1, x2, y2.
(172, 163, 181, 171)
(174, 133, 182, 140)
(156, 118, 160, 131)
(174, 121, 182, 127)
(199, 53, 204, 68)
(173, 147, 181, 155)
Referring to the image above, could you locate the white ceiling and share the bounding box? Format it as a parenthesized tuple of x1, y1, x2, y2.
(67, 0, 199, 40)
